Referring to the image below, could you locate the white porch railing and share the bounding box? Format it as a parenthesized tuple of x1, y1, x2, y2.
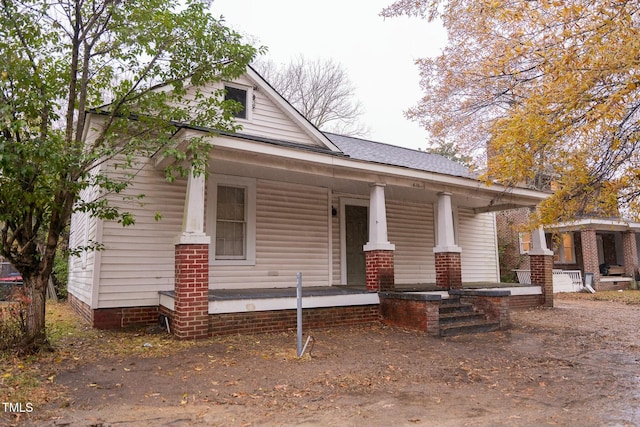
(514, 269, 583, 293)
(514, 269, 531, 285)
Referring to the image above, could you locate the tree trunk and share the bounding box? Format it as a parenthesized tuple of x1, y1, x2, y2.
(21, 274, 50, 353)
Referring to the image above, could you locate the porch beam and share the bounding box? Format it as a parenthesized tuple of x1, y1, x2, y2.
(473, 203, 535, 214)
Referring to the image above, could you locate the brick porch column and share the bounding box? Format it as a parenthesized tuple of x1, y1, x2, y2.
(529, 226, 554, 307)
(530, 254, 553, 307)
(173, 168, 210, 339)
(435, 252, 462, 289)
(365, 250, 395, 292)
(580, 228, 600, 289)
(174, 244, 209, 339)
(434, 192, 462, 289)
(364, 183, 395, 292)
(622, 231, 638, 278)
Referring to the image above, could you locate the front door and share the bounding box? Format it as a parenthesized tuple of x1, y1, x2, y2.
(345, 205, 368, 285)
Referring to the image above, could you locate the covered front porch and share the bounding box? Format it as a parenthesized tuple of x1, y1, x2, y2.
(157, 281, 543, 337)
(546, 219, 640, 291)
(157, 130, 551, 339)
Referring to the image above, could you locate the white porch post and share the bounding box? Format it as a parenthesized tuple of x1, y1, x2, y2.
(173, 168, 210, 340)
(434, 192, 462, 289)
(528, 226, 553, 256)
(363, 183, 395, 292)
(176, 169, 210, 245)
(434, 192, 461, 253)
(364, 183, 395, 252)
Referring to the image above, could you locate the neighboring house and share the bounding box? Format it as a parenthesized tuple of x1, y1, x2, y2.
(497, 208, 640, 291)
(67, 66, 549, 338)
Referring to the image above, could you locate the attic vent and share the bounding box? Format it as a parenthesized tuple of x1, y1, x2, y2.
(224, 86, 247, 119)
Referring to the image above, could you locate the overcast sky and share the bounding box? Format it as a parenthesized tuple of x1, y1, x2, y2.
(212, 0, 447, 150)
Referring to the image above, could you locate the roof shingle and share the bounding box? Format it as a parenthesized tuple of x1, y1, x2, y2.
(324, 132, 474, 179)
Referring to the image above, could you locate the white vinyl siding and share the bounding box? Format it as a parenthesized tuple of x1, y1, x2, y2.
(331, 195, 436, 285)
(458, 209, 500, 282)
(331, 194, 343, 284)
(96, 158, 185, 308)
(209, 179, 329, 288)
(67, 207, 99, 306)
(186, 76, 322, 147)
(387, 200, 436, 284)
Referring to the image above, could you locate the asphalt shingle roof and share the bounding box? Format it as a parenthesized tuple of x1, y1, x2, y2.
(324, 132, 474, 179)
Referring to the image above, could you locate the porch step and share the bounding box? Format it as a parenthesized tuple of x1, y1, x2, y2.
(438, 297, 500, 337)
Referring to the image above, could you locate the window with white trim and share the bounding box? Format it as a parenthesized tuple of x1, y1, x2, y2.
(224, 83, 253, 120)
(216, 186, 246, 258)
(208, 175, 256, 265)
(553, 233, 576, 264)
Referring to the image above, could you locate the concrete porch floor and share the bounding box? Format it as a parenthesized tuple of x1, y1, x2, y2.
(159, 282, 526, 301)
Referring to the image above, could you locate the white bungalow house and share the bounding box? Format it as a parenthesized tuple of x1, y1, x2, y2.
(67, 66, 551, 338)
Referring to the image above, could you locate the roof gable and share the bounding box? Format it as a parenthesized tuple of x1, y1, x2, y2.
(218, 66, 341, 152)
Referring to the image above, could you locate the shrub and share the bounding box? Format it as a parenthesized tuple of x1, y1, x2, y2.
(52, 252, 68, 300)
(0, 287, 31, 352)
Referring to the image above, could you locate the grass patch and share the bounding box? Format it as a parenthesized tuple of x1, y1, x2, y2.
(557, 289, 640, 305)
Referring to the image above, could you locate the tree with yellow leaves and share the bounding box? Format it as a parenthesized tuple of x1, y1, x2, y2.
(383, 0, 640, 224)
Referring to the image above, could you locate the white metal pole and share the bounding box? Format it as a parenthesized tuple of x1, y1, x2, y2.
(296, 272, 302, 357)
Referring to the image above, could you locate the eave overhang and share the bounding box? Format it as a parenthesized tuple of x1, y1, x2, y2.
(154, 128, 548, 210)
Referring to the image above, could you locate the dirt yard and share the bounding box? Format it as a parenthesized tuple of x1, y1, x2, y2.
(4, 296, 640, 427)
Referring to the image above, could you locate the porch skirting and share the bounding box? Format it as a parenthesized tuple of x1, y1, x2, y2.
(68, 285, 545, 335)
(68, 293, 159, 330)
(159, 304, 380, 336)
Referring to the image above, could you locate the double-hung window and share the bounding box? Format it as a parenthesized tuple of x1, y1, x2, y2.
(208, 175, 256, 265)
(553, 233, 576, 264)
(216, 185, 246, 259)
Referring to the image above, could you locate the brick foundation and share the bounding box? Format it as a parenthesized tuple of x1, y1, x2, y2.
(458, 294, 510, 329)
(379, 293, 440, 335)
(173, 244, 209, 340)
(508, 294, 544, 309)
(365, 250, 395, 292)
(160, 305, 379, 336)
(68, 293, 92, 325)
(209, 305, 380, 335)
(530, 254, 553, 307)
(68, 293, 158, 329)
(435, 252, 462, 289)
(596, 280, 632, 292)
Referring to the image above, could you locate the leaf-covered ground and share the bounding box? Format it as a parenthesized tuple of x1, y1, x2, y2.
(2, 292, 640, 426)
